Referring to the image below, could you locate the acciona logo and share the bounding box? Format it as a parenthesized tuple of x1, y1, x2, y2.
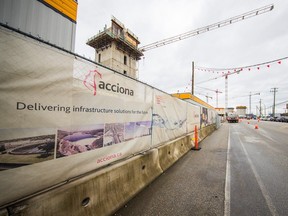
(83, 69, 134, 96)
(98, 81, 134, 96)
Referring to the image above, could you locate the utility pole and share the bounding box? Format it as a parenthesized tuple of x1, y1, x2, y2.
(192, 61, 194, 95)
(270, 87, 278, 117)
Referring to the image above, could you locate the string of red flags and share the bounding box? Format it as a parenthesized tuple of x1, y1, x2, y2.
(179, 56, 288, 93)
(195, 56, 288, 75)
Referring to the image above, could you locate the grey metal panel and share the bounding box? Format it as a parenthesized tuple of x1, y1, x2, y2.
(0, 0, 13, 25)
(0, 0, 76, 52)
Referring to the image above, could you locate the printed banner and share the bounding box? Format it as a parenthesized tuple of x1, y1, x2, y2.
(186, 103, 201, 132)
(200, 107, 208, 128)
(151, 90, 187, 147)
(0, 26, 217, 206)
(0, 27, 153, 205)
(209, 109, 217, 125)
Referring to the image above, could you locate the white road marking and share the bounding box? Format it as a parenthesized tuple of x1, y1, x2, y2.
(238, 134, 279, 216)
(224, 126, 231, 216)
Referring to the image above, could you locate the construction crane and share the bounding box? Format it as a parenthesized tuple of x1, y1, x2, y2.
(196, 86, 223, 108)
(138, 4, 273, 110)
(196, 68, 242, 111)
(139, 4, 274, 52)
(195, 91, 213, 104)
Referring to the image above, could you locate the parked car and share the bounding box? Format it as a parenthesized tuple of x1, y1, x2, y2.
(269, 117, 277, 121)
(276, 116, 288, 123)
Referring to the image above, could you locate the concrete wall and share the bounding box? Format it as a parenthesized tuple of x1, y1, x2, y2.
(96, 43, 137, 78)
(0, 124, 216, 216)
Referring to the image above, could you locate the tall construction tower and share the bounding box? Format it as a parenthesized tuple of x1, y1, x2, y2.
(87, 17, 143, 79)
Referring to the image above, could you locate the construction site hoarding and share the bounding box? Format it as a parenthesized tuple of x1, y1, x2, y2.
(187, 103, 201, 132)
(0, 25, 217, 206)
(0, 26, 152, 206)
(151, 90, 187, 147)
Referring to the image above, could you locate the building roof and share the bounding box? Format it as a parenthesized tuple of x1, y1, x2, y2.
(171, 92, 215, 110)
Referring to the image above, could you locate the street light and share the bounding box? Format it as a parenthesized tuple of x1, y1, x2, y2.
(249, 92, 260, 114)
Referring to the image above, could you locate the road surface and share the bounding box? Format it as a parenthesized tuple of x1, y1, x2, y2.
(115, 120, 288, 216)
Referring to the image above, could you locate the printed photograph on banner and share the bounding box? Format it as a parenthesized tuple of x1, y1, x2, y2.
(200, 107, 208, 128)
(124, 122, 135, 141)
(152, 114, 186, 130)
(56, 124, 104, 158)
(186, 104, 201, 133)
(152, 114, 167, 128)
(103, 123, 124, 146)
(134, 121, 152, 138)
(209, 110, 216, 124)
(0, 128, 56, 171)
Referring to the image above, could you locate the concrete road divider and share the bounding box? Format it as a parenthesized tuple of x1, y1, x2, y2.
(158, 135, 191, 171)
(3, 124, 217, 216)
(6, 149, 163, 216)
(199, 124, 216, 141)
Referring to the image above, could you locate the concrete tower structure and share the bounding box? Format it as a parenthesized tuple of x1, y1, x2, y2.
(87, 17, 143, 79)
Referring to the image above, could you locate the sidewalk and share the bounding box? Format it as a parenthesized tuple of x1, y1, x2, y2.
(115, 124, 229, 216)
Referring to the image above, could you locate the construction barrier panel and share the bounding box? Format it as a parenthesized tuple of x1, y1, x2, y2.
(2, 129, 217, 216)
(0, 25, 219, 211)
(151, 89, 187, 147)
(3, 149, 163, 216)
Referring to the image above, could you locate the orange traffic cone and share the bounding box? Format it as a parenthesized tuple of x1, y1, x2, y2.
(255, 124, 259, 129)
(192, 125, 201, 151)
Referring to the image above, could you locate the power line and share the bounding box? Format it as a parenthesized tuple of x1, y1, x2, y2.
(266, 99, 288, 109)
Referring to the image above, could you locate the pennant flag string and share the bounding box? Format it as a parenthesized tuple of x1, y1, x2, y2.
(195, 56, 288, 72)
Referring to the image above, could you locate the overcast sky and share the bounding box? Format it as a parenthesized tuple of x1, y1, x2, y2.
(75, 0, 288, 115)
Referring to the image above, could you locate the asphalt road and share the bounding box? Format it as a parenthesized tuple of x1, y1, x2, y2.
(114, 120, 288, 216)
(228, 119, 288, 216)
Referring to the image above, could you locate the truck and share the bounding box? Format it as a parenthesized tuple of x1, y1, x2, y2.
(227, 112, 239, 123)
